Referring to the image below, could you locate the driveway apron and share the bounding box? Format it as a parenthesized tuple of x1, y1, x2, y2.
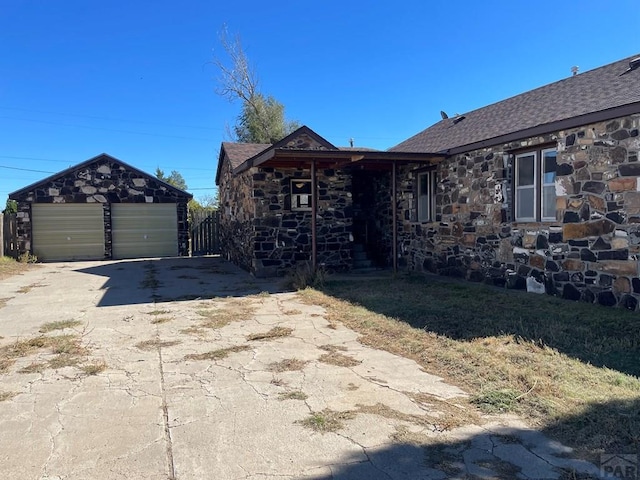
(0, 257, 600, 479)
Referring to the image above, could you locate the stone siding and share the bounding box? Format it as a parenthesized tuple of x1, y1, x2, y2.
(219, 158, 353, 277)
(11, 157, 190, 258)
(400, 113, 640, 309)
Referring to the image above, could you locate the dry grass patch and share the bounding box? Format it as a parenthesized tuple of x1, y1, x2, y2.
(318, 344, 360, 367)
(2, 335, 85, 358)
(278, 390, 308, 401)
(0, 297, 13, 309)
(148, 309, 170, 315)
(297, 409, 355, 433)
(1, 334, 89, 374)
(39, 320, 83, 333)
(270, 377, 287, 386)
(283, 309, 302, 315)
(0, 256, 36, 280)
(135, 339, 181, 351)
(17, 283, 44, 294)
(48, 354, 81, 369)
(318, 352, 361, 368)
(80, 361, 108, 375)
(268, 358, 308, 373)
(0, 357, 16, 373)
(194, 298, 256, 330)
(184, 345, 250, 361)
(246, 326, 293, 341)
(18, 362, 46, 374)
(0, 391, 18, 402)
(150, 317, 172, 325)
(299, 276, 640, 459)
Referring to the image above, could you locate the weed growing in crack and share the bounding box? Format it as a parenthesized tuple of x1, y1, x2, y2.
(80, 361, 108, 375)
(267, 358, 307, 373)
(135, 339, 181, 351)
(317, 352, 361, 368)
(0, 391, 18, 402)
(39, 320, 83, 333)
(184, 345, 250, 361)
(319, 344, 348, 352)
(150, 317, 172, 325)
(18, 362, 46, 374)
(278, 390, 308, 401)
(297, 409, 355, 433)
(0, 358, 15, 373)
(270, 377, 288, 386)
(0, 297, 13, 309)
(48, 354, 81, 369)
(246, 326, 293, 341)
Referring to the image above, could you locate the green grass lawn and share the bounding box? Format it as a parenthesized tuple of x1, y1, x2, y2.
(299, 273, 640, 461)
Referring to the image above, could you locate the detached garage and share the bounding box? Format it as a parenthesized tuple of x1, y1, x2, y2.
(9, 153, 192, 262)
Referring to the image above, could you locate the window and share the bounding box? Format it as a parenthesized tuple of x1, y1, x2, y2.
(417, 171, 434, 222)
(291, 179, 312, 211)
(515, 148, 557, 221)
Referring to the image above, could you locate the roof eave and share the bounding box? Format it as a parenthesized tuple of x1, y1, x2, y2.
(446, 101, 640, 155)
(231, 148, 445, 175)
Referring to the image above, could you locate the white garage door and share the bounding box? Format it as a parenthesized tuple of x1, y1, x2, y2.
(32, 204, 105, 261)
(112, 204, 178, 259)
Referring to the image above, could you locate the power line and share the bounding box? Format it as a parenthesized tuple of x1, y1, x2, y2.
(0, 165, 55, 173)
(0, 116, 216, 142)
(0, 106, 223, 132)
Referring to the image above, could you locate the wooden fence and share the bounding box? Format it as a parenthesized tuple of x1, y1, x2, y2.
(190, 210, 220, 256)
(1, 213, 18, 258)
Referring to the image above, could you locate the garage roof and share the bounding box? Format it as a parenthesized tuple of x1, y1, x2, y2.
(9, 153, 193, 201)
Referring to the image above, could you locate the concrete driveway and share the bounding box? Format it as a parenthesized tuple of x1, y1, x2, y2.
(0, 257, 600, 479)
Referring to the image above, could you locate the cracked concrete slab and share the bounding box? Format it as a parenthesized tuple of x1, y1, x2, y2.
(0, 257, 602, 479)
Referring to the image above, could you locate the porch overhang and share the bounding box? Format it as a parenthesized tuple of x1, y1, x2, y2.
(233, 149, 445, 175)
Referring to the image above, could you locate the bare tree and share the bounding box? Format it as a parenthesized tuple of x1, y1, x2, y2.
(213, 26, 298, 144)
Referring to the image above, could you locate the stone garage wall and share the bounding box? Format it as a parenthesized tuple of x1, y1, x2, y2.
(218, 159, 255, 271)
(10, 157, 191, 258)
(399, 113, 640, 310)
(219, 161, 353, 277)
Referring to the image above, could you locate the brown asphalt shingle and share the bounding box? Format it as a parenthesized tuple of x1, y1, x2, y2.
(222, 142, 271, 169)
(390, 54, 640, 154)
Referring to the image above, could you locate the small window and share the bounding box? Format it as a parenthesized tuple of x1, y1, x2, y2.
(291, 179, 312, 211)
(515, 148, 557, 222)
(417, 171, 434, 222)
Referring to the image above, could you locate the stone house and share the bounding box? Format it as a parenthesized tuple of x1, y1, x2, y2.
(215, 127, 439, 277)
(9, 154, 192, 261)
(389, 53, 640, 308)
(218, 54, 640, 309)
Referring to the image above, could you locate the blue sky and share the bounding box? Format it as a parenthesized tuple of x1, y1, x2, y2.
(1, 1, 639, 204)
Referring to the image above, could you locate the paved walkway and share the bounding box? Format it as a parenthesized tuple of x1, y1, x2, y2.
(0, 257, 601, 479)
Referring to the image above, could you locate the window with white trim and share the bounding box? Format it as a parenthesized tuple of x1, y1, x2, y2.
(417, 171, 434, 222)
(515, 148, 557, 221)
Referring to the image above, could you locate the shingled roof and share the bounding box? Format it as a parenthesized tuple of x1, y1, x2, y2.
(390, 54, 640, 155)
